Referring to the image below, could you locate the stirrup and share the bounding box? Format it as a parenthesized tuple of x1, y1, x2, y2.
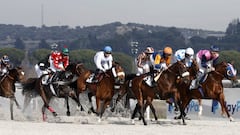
(152, 82, 157, 87)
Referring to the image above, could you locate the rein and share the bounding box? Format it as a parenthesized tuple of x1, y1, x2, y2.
(0, 74, 14, 83)
(7, 74, 15, 80)
(212, 70, 225, 78)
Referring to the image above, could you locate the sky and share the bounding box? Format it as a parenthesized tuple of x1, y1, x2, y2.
(0, 0, 239, 31)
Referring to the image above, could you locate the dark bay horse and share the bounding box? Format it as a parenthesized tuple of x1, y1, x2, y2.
(22, 63, 82, 121)
(178, 62, 237, 122)
(129, 61, 190, 125)
(0, 67, 25, 120)
(76, 62, 125, 122)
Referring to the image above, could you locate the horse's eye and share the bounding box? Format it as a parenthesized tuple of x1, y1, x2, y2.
(227, 70, 232, 76)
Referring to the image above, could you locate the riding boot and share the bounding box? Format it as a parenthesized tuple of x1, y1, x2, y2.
(150, 66, 157, 87)
(189, 71, 204, 90)
(51, 71, 60, 83)
(92, 70, 100, 83)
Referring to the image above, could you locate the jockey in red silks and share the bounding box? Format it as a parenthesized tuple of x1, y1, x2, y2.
(49, 48, 69, 72)
(49, 47, 69, 82)
(190, 45, 219, 90)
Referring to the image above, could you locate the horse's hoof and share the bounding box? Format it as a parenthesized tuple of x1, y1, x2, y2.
(67, 111, 70, 116)
(76, 106, 81, 111)
(131, 119, 135, 125)
(184, 116, 191, 120)
(110, 108, 115, 112)
(53, 112, 58, 117)
(230, 117, 234, 122)
(98, 118, 102, 123)
(174, 110, 180, 115)
(174, 116, 181, 119)
(183, 122, 187, 125)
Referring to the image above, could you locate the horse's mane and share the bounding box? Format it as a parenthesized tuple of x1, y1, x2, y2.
(125, 73, 137, 80)
(112, 61, 120, 67)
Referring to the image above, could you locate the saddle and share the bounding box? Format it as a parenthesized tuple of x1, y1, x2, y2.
(86, 72, 104, 83)
(199, 74, 208, 84)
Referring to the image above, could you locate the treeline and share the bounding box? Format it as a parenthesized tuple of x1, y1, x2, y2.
(2, 20, 240, 56)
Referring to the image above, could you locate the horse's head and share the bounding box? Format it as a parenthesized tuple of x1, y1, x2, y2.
(9, 67, 25, 82)
(188, 59, 199, 80)
(215, 62, 237, 81)
(168, 61, 190, 84)
(76, 63, 87, 75)
(110, 62, 125, 84)
(65, 63, 86, 82)
(65, 63, 85, 76)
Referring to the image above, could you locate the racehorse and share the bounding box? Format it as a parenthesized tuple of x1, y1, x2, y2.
(129, 61, 190, 125)
(76, 62, 125, 122)
(22, 63, 82, 121)
(0, 67, 25, 120)
(178, 61, 237, 122)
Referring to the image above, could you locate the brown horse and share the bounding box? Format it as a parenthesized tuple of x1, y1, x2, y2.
(178, 61, 237, 122)
(76, 62, 125, 121)
(128, 61, 190, 125)
(0, 67, 25, 120)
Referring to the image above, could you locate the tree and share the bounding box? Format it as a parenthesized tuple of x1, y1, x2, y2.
(14, 37, 25, 50)
(38, 39, 49, 49)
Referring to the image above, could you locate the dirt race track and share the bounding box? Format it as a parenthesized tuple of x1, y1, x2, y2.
(0, 87, 239, 135)
(0, 116, 239, 135)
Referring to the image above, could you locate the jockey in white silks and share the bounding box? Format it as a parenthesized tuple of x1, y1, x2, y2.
(35, 62, 49, 78)
(174, 47, 195, 68)
(92, 46, 113, 82)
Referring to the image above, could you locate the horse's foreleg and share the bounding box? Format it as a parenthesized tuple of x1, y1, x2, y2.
(148, 101, 158, 121)
(177, 100, 186, 125)
(65, 96, 70, 116)
(87, 93, 97, 114)
(177, 97, 191, 120)
(139, 101, 147, 125)
(96, 99, 105, 123)
(198, 99, 203, 116)
(40, 89, 57, 119)
(10, 98, 14, 120)
(131, 102, 139, 124)
(14, 97, 21, 109)
(219, 94, 234, 121)
(69, 90, 81, 111)
(42, 105, 47, 121)
(22, 95, 32, 113)
(99, 100, 105, 118)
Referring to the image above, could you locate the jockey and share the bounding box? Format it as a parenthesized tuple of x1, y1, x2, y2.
(47, 46, 69, 83)
(149, 46, 173, 86)
(190, 45, 220, 89)
(136, 46, 154, 76)
(34, 62, 49, 78)
(151, 46, 173, 71)
(0, 55, 11, 76)
(174, 47, 195, 67)
(92, 45, 113, 82)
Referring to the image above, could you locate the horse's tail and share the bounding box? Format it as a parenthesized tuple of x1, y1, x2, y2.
(22, 78, 39, 98)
